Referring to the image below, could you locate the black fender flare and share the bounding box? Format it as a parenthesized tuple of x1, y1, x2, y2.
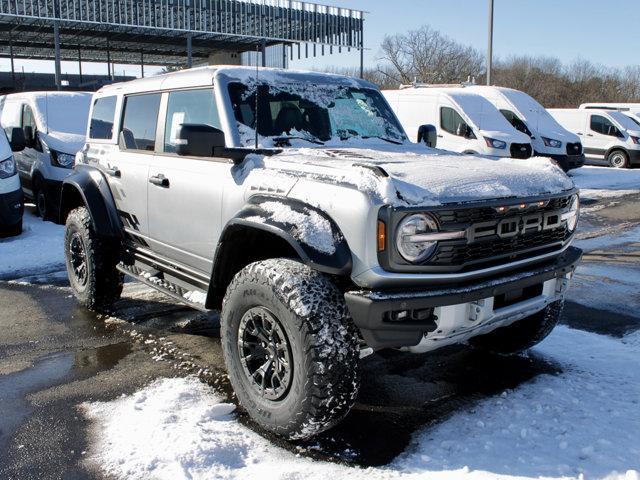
(209, 196, 352, 303)
(59, 164, 123, 238)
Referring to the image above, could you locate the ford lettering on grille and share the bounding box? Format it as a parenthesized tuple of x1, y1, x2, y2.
(467, 211, 562, 243)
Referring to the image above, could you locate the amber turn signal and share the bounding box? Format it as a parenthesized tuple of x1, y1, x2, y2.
(377, 220, 386, 252)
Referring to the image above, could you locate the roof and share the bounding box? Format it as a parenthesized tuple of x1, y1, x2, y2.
(97, 66, 376, 96)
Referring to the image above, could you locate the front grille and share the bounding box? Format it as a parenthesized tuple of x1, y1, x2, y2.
(510, 143, 532, 159)
(566, 142, 582, 156)
(430, 226, 570, 270)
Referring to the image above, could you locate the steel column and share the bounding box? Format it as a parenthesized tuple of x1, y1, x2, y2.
(487, 0, 494, 85)
(78, 49, 83, 84)
(54, 21, 62, 90)
(187, 34, 193, 68)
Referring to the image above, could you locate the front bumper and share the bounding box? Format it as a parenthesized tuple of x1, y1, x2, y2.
(629, 149, 640, 166)
(535, 152, 585, 171)
(345, 246, 582, 350)
(0, 187, 24, 228)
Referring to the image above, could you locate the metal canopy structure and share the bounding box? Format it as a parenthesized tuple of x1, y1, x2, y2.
(0, 0, 365, 88)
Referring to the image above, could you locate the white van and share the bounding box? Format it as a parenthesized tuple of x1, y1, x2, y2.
(549, 108, 640, 168)
(467, 86, 584, 171)
(0, 92, 92, 221)
(382, 86, 533, 158)
(0, 125, 26, 236)
(580, 103, 640, 126)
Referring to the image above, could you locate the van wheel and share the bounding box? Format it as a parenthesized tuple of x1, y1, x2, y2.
(470, 300, 563, 354)
(221, 259, 360, 440)
(33, 178, 48, 219)
(608, 150, 629, 168)
(64, 206, 123, 313)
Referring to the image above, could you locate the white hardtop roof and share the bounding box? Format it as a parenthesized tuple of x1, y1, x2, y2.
(580, 102, 640, 109)
(96, 65, 376, 96)
(3, 91, 92, 101)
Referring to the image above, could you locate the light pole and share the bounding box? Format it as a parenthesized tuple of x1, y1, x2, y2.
(487, 0, 494, 85)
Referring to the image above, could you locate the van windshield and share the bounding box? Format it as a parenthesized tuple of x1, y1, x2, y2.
(450, 93, 514, 132)
(34, 93, 92, 135)
(228, 82, 406, 147)
(609, 111, 640, 131)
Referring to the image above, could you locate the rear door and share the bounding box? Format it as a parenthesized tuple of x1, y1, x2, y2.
(103, 93, 160, 243)
(147, 87, 229, 276)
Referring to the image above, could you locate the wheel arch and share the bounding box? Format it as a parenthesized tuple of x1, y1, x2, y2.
(205, 196, 352, 309)
(59, 165, 122, 236)
(605, 146, 629, 160)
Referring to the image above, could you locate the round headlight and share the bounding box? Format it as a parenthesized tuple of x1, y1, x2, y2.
(396, 213, 439, 263)
(564, 194, 579, 232)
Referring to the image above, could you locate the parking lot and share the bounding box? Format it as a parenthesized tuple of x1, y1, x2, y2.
(0, 165, 639, 479)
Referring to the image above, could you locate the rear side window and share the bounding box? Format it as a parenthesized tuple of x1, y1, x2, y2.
(590, 115, 618, 136)
(164, 88, 221, 154)
(89, 96, 117, 140)
(440, 106, 467, 136)
(120, 94, 161, 151)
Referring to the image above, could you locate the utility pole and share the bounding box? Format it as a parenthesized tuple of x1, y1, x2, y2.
(486, 0, 494, 85)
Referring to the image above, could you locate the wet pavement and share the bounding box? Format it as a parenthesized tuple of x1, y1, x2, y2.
(1, 194, 639, 478)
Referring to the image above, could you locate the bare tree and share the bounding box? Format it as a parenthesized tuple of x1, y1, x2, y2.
(379, 26, 483, 86)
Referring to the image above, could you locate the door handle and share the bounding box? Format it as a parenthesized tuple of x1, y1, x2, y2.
(149, 174, 170, 188)
(577, 132, 583, 135)
(586, 134, 593, 137)
(437, 134, 443, 138)
(105, 167, 121, 178)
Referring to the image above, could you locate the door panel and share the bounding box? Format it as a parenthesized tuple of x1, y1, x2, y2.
(147, 156, 231, 273)
(583, 114, 613, 159)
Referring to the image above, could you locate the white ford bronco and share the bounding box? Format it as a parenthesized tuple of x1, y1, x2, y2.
(60, 67, 581, 440)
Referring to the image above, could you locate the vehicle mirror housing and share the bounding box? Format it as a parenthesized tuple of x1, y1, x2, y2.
(176, 123, 226, 157)
(464, 124, 475, 139)
(417, 124, 437, 148)
(9, 127, 26, 152)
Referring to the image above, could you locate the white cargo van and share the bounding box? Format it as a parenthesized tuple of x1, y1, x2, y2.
(382, 86, 533, 159)
(579, 103, 640, 126)
(467, 86, 584, 171)
(549, 108, 640, 168)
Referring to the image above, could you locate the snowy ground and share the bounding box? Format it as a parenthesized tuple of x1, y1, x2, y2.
(0, 206, 64, 280)
(82, 326, 639, 480)
(568, 166, 640, 199)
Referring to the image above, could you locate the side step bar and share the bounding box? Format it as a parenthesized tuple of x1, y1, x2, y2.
(117, 263, 210, 312)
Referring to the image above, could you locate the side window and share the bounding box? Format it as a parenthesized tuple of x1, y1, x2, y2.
(22, 105, 37, 131)
(163, 88, 221, 154)
(590, 115, 618, 136)
(440, 106, 468, 137)
(89, 96, 117, 140)
(120, 93, 161, 151)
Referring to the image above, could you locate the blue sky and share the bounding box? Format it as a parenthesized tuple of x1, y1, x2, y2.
(3, 0, 638, 77)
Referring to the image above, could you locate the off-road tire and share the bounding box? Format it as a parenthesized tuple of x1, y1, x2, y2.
(470, 300, 564, 354)
(608, 149, 629, 168)
(221, 258, 360, 440)
(64, 206, 123, 312)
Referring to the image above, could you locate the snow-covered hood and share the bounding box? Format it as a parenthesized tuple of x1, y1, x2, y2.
(39, 131, 85, 155)
(263, 144, 575, 207)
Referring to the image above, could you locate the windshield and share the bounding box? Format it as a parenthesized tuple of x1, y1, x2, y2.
(228, 82, 406, 146)
(450, 93, 515, 133)
(32, 93, 92, 135)
(609, 111, 640, 131)
(500, 109, 532, 137)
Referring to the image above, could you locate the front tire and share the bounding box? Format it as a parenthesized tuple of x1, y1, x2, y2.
(64, 206, 123, 312)
(470, 300, 564, 354)
(221, 259, 360, 440)
(608, 149, 629, 168)
(33, 177, 49, 219)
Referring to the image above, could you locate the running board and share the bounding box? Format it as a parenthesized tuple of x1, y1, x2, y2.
(117, 263, 210, 312)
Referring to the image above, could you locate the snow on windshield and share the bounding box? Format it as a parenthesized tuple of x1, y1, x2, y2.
(227, 80, 406, 147)
(501, 88, 569, 135)
(609, 110, 640, 131)
(451, 92, 515, 132)
(33, 92, 92, 135)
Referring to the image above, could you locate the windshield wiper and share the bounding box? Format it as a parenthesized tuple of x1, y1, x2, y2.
(272, 135, 325, 147)
(361, 135, 403, 145)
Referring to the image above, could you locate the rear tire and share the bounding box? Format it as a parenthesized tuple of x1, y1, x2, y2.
(470, 300, 564, 355)
(221, 258, 360, 440)
(64, 206, 123, 313)
(33, 177, 49, 219)
(608, 150, 629, 168)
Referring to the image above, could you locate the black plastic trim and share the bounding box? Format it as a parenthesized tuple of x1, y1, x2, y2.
(0, 187, 24, 227)
(346, 246, 582, 350)
(59, 164, 123, 238)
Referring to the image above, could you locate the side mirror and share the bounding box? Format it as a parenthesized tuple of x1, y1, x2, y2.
(9, 127, 26, 152)
(417, 124, 437, 148)
(23, 126, 35, 148)
(464, 124, 475, 139)
(176, 124, 226, 157)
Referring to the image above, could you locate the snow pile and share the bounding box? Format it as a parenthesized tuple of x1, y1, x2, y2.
(183, 290, 207, 305)
(259, 201, 336, 254)
(83, 327, 640, 480)
(569, 166, 640, 199)
(0, 210, 65, 279)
